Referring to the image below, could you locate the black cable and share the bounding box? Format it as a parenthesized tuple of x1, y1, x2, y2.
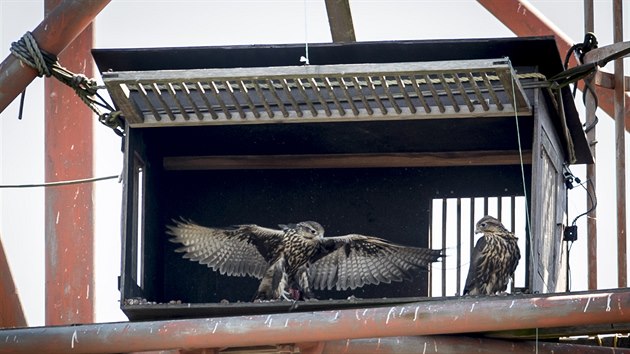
(0, 174, 119, 189)
(560, 33, 599, 293)
(582, 77, 599, 134)
(571, 178, 597, 226)
(564, 43, 580, 70)
(17, 90, 26, 120)
(564, 33, 598, 98)
(563, 164, 598, 226)
(563, 164, 597, 292)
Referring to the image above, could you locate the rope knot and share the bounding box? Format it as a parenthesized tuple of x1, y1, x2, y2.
(71, 74, 98, 95)
(10, 31, 54, 77)
(9, 31, 125, 137)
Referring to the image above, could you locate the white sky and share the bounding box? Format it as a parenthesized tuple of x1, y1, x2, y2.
(0, 0, 628, 326)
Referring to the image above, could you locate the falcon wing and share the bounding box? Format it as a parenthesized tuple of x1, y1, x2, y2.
(505, 233, 521, 276)
(463, 235, 487, 295)
(309, 234, 443, 291)
(166, 219, 284, 279)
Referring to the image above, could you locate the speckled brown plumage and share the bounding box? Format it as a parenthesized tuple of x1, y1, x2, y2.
(463, 215, 521, 296)
(167, 219, 444, 301)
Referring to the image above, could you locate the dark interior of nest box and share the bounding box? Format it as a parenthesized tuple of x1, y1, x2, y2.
(121, 117, 533, 319)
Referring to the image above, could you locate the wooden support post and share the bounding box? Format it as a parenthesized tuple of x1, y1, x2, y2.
(583, 0, 597, 291)
(44, 0, 94, 325)
(613, 0, 627, 288)
(324, 0, 356, 42)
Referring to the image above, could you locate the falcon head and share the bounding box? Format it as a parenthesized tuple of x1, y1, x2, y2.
(475, 215, 509, 234)
(279, 221, 324, 240)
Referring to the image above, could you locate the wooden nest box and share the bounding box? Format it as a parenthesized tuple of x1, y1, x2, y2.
(93, 37, 592, 321)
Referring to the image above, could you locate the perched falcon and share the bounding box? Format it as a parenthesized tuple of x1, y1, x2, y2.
(463, 215, 521, 296)
(167, 219, 443, 301)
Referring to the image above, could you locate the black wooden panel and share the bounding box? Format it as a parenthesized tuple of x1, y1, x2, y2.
(137, 165, 529, 305)
(141, 118, 535, 158)
(93, 37, 562, 76)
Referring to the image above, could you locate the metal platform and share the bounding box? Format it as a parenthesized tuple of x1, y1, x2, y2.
(102, 58, 532, 127)
(1, 289, 629, 353)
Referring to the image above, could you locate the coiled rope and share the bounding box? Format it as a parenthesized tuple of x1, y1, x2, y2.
(10, 31, 124, 136)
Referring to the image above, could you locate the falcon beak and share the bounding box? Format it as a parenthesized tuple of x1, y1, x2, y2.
(475, 226, 483, 234)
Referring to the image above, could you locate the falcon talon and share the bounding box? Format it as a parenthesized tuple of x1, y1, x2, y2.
(288, 300, 299, 311)
(280, 291, 292, 302)
(167, 219, 443, 302)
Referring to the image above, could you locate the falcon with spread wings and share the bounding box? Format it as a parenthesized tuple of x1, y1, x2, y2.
(167, 219, 443, 301)
(463, 215, 521, 296)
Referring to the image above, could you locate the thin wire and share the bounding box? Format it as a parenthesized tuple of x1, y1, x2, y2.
(302, 0, 310, 65)
(571, 178, 597, 226)
(0, 174, 119, 189)
(510, 63, 533, 276)
(511, 65, 539, 354)
(536, 327, 539, 354)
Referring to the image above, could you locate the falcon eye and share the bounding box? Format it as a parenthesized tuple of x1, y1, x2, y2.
(481, 222, 487, 227)
(310, 229, 317, 234)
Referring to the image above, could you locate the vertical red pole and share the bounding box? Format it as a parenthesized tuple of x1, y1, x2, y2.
(613, 0, 627, 288)
(44, 0, 94, 325)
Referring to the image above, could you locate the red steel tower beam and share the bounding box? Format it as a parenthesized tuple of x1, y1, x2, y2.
(317, 336, 630, 354)
(0, 290, 627, 353)
(0, 0, 110, 113)
(477, 0, 630, 130)
(0, 235, 26, 328)
(44, 0, 96, 326)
